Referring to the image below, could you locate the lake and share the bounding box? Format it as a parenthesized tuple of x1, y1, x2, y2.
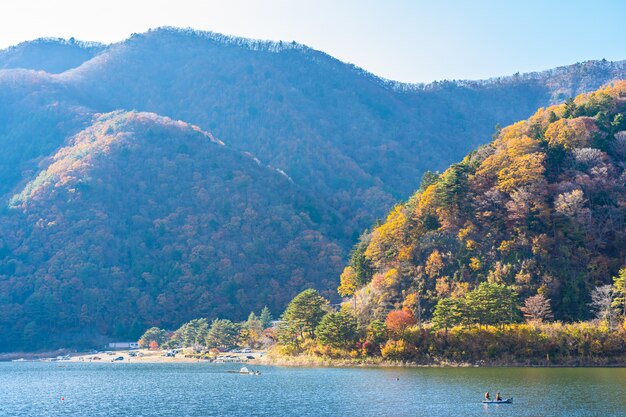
(0, 363, 624, 416)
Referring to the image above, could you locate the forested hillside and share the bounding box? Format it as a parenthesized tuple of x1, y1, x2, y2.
(58, 28, 626, 232)
(0, 38, 104, 73)
(0, 70, 93, 197)
(0, 112, 343, 350)
(339, 82, 626, 323)
(0, 28, 625, 350)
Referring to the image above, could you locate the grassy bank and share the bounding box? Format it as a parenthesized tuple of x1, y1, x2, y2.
(259, 350, 626, 368)
(272, 321, 626, 368)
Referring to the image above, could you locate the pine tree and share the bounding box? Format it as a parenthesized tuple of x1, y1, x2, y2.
(463, 283, 519, 328)
(432, 298, 461, 334)
(260, 306, 273, 329)
(281, 289, 329, 340)
(314, 311, 357, 348)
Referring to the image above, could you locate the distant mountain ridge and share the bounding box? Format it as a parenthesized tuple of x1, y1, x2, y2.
(0, 37, 105, 74)
(55, 28, 626, 229)
(0, 27, 625, 350)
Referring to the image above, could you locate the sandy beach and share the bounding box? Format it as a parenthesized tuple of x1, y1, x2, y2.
(65, 349, 264, 364)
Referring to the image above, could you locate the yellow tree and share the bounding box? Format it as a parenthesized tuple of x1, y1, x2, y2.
(338, 266, 359, 328)
(425, 250, 444, 279)
(613, 268, 626, 317)
(544, 117, 597, 149)
(365, 205, 408, 267)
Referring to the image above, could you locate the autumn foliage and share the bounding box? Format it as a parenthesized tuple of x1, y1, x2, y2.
(385, 310, 417, 335)
(344, 81, 626, 326)
(1, 29, 626, 353)
(0, 112, 343, 351)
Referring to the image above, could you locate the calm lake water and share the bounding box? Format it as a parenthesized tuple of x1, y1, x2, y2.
(0, 362, 624, 416)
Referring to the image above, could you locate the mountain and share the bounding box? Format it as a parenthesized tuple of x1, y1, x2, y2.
(57, 28, 626, 232)
(0, 38, 105, 73)
(341, 82, 626, 323)
(0, 27, 625, 350)
(0, 111, 343, 350)
(0, 70, 94, 198)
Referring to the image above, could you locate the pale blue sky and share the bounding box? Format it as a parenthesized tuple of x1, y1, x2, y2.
(1, 0, 624, 83)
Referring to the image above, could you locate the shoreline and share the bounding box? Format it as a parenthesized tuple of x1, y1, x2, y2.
(3, 349, 625, 368)
(0, 349, 262, 364)
(255, 354, 626, 369)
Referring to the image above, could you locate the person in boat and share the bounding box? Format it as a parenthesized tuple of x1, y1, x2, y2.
(495, 392, 502, 401)
(484, 392, 490, 401)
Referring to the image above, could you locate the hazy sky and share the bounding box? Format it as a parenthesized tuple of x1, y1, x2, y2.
(1, 0, 625, 83)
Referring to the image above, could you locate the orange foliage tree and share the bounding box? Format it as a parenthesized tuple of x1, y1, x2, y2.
(385, 309, 417, 337)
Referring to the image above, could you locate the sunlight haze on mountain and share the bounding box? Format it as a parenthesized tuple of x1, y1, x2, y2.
(1, 0, 625, 83)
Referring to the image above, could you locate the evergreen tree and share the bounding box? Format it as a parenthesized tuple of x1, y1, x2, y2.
(349, 239, 374, 286)
(174, 318, 209, 348)
(563, 97, 577, 118)
(314, 311, 357, 348)
(365, 320, 388, 347)
(432, 298, 461, 333)
(281, 289, 330, 341)
(138, 327, 169, 348)
(463, 283, 519, 327)
(206, 319, 240, 349)
(259, 306, 273, 329)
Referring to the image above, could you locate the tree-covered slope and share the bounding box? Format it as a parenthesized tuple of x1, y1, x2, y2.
(0, 28, 625, 351)
(341, 81, 626, 322)
(58, 28, 626, 233)
(0, 70, 94, 198)
(0, 38, 105, 74)
(0, 111, 343, 350)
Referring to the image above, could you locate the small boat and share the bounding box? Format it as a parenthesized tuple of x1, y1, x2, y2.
(226, 366, 261, 375)
(482, 398, 513, 404)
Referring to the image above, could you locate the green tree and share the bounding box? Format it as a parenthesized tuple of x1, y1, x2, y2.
(436, 163, 468, 208)
(563, 97, 576, 118)
(349, 239, 374, 286)
(138, 326, 169, 348)
(548, 110, 558, 123)
(419, 170, 440, 192)
(613, 268, 626, 317)
(432, 298, 461, 334)
(246, 312, 263, 332)
(611, 113, 626, 132)
(206, 319, 240, 349)
(365, 320, 388, 346)
(276, 320, 301, 351)
(463, 282, 519, 328)
(314, 311, 357, 348)
(281, 289, 330, 341)
(174, 318, 209, 348)
(259, 306, 273, 329)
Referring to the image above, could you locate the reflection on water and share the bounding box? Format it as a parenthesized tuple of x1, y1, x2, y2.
(0, 363, 624, 416)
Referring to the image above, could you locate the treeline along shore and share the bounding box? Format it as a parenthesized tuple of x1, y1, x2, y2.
(129, 284, 626, 368)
